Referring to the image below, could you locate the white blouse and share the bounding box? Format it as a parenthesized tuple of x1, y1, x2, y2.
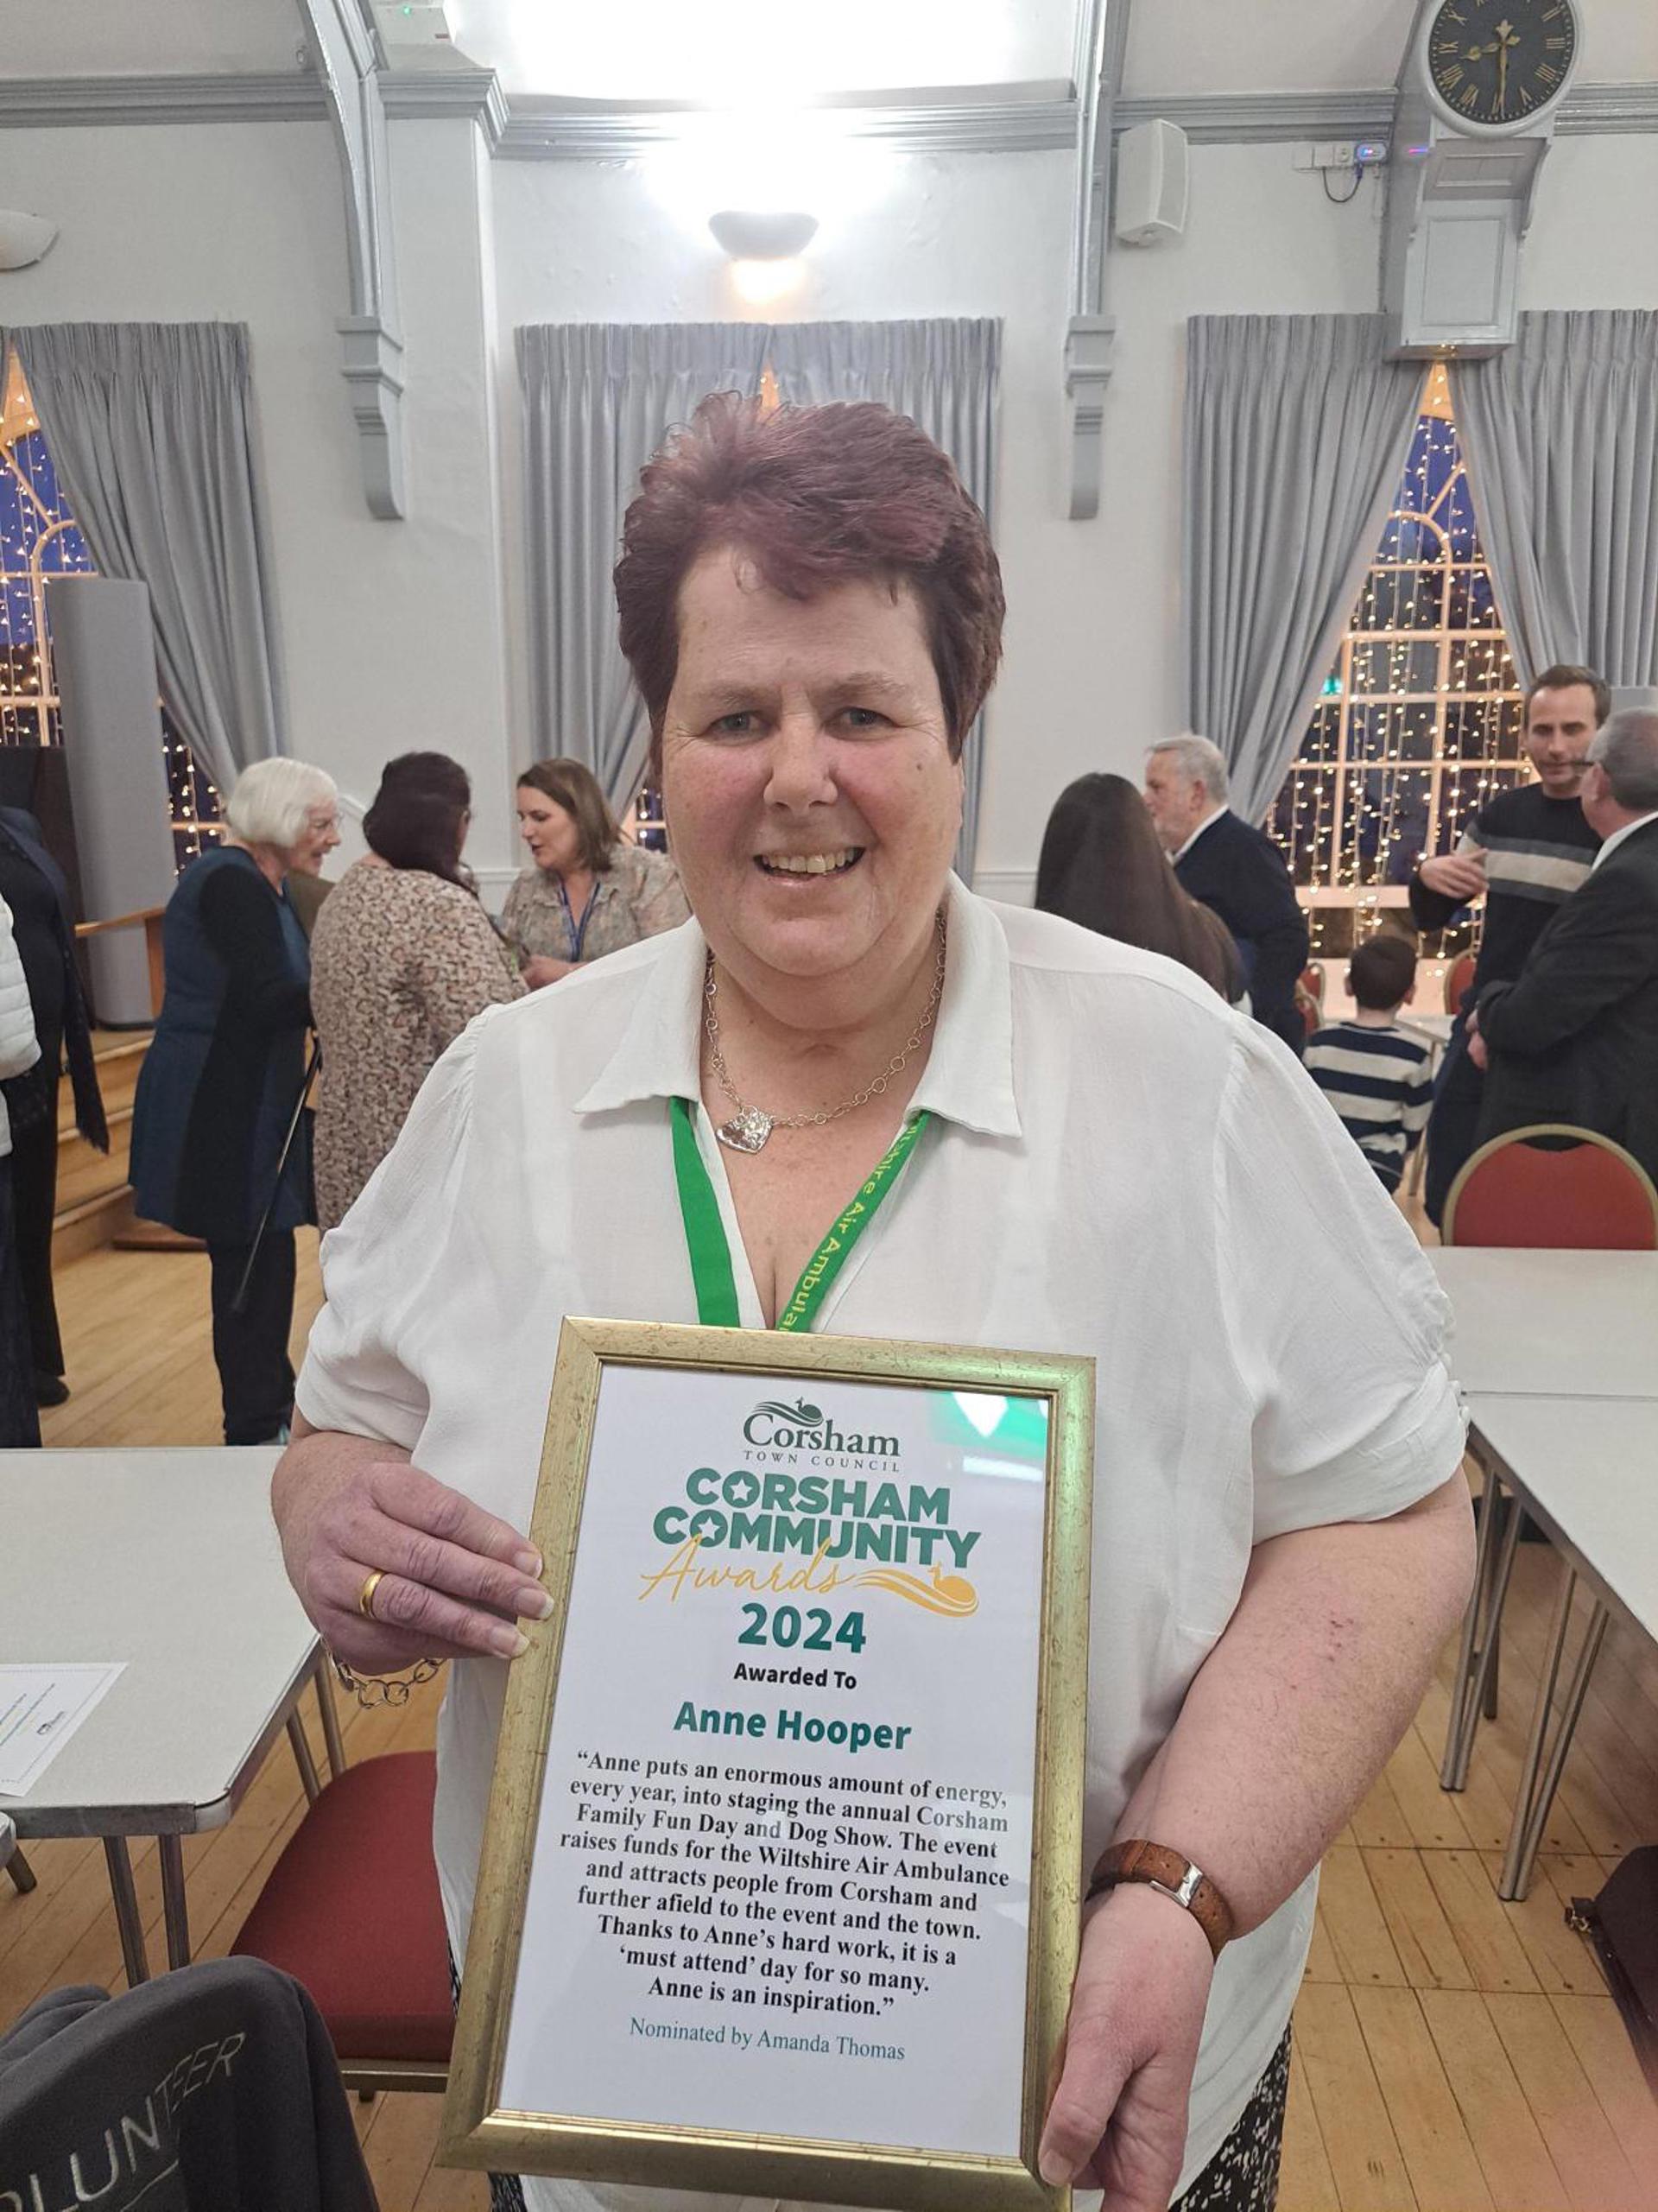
(298, 877, 1465, 2202)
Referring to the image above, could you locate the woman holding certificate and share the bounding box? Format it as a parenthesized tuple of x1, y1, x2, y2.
(274, 397, 1472, 2212)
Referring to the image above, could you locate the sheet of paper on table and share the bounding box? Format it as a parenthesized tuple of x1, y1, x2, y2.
(0, 1662, 126, 1795)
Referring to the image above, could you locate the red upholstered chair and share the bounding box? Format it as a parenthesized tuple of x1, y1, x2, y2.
(1299, 962, 1326, 1009)
(1444, 951, 1478, 1015)
(1442, 1125, 1658, 1250)
(231, 1751, 452, 2092)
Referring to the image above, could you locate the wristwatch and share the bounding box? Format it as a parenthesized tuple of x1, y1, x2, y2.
(1085, 1839, 1234, 1959)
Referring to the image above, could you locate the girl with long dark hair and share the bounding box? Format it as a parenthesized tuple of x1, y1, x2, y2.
(1035, 771, 1244, 1001)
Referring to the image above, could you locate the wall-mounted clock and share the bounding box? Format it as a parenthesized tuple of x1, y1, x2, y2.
(1381, 0, 1582, 357)
(1421, 0, 1579, 134)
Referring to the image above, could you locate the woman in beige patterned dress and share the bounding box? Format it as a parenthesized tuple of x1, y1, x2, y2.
(502, 757, 688, 987)
(310, 754, 523, 1231)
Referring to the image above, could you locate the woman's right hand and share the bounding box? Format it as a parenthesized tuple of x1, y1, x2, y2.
(272, 1424, 552, 1673)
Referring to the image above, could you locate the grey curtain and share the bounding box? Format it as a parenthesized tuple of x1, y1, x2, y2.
(15, 323, 286, 794)
(517, 323, 771, 808)
(769, 320, 1001, 878)
(1452, 312, 1658, 694)
(1184, 315, 1423, 825)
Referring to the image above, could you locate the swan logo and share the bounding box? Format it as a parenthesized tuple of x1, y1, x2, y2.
(742, 1398, 901, 1458)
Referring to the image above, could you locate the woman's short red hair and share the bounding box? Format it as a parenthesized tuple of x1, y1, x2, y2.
(615, 393, 1004, 762)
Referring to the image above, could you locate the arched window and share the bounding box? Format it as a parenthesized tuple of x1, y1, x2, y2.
(1269, 363, 1525, 960)
(0, 347, 224, 871)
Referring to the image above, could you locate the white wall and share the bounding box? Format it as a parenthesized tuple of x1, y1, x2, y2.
(6, 115, 1656, 897)
(0, 116, 521, 880)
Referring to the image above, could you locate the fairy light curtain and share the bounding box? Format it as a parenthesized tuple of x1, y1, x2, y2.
(1268, 365, 1525, 961)
(0, 344, 225, 871)
(1182, 314, 1424, 828)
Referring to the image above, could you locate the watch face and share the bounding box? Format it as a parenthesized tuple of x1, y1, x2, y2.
(1427, 0, 1575, 126)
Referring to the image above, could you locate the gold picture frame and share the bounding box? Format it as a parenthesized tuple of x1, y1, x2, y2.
(441, 1317, 1095, 2211)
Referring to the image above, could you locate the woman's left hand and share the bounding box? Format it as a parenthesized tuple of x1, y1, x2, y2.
(1037, 1882, 1217, 2210)
(523, 954, 576, 988)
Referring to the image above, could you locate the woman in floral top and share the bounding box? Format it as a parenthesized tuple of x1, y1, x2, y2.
(310, 754, 523, 1231)
(502, 757, 688, 986)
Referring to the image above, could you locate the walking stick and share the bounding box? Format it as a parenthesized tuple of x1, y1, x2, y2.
(231, 1038, 320, 1317)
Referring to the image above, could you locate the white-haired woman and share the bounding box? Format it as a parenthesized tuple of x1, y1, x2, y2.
(130, 759, 339, 1444)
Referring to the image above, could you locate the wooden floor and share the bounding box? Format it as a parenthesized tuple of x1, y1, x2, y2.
(8, 1229, 1658, 2210)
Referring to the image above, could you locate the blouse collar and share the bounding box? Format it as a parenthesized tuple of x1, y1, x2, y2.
(573, 872, 1022, 1139)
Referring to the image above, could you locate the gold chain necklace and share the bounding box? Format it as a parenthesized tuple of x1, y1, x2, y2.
(702, 915, 947, 1153)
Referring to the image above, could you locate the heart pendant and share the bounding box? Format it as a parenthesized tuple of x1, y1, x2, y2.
(715, 1107, 774, 1153)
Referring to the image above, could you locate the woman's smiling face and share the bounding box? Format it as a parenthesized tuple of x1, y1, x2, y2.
(659, 548, 962, 1004)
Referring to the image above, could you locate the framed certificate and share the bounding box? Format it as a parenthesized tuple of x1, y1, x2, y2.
(442, 1319, 1094, 2210)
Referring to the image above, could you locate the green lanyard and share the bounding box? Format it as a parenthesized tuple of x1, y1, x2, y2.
(669, 1097, 929, 1332)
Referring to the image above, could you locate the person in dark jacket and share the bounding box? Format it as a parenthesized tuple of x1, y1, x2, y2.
(1035, 770, 1244, 1001)
(0, 1958, 377, 2212)
(1408, 663, 1607, 1222)
(1142, 734, 1310, 1053)
(1468, 708, 1658, 1187)
(0, 804, 109, 1405)
(130, 759, 339, 1445)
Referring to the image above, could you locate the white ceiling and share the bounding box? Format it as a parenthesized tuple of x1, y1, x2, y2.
(444, 0, 1079, 101)
(5, 0, 307, 77)
(9, 0, 1657, 94)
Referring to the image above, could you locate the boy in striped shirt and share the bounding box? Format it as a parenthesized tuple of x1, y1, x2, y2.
(1305, 937, 1433, 1194)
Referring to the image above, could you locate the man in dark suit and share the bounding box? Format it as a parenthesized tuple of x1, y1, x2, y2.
(1143, 734, 1309, 1052)
(1468, 709, 1658, 1186)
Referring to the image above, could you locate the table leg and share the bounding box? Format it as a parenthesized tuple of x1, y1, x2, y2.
(1497, 1567, 1609, 1901)
(288, 1708, 322, 1803)
(314, 1652, 347, 1782)
(1441, 1471, 1523, 1791)
(5, 1844, 38, 1895)
(102, 1837, 149, 1987)
(158, 1834, 191, 1970)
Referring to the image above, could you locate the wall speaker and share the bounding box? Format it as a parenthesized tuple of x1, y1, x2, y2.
(1115, 119, 1189, 246)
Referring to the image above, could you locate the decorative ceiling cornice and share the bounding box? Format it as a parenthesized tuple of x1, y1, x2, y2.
(1111, 81, 1658, 145)
(0, 72, 1650, 149)
(380, 63, 509, 148)
(0, 73, 330, 126)
(497, 80, 1077, 160)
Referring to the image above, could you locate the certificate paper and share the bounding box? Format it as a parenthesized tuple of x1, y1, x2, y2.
(445, 1321, 1092, 2211)
(0, 1662, 125, 1795)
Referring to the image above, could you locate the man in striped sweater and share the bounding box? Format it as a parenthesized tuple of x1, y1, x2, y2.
(1408, 664, 1607, 1220)
(1305, 936, 1433, 1194)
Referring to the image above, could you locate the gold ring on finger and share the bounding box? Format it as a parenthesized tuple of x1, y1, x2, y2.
(358, 1568, 388, 1620)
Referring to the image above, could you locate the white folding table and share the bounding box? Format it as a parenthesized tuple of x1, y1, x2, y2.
(1439, 1392, 1658, 1898)
(1431, 1247, 1658, 1400)
(0, 1446, 344, 1983)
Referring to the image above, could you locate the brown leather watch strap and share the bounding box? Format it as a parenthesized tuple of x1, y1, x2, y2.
(1085, 1839, 1234, 1958)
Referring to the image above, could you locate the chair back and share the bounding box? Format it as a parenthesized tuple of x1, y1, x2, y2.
(231, 1750, 452, 2094)
(1299, 962, 1326, 1008)
(1295, 985, 1321, 1042)
(1444, 951, 1478, 1014)
(1442, 1125, 1658, 1249)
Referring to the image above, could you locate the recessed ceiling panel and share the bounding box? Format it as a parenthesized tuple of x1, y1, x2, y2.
(446, 0, 1079, 99)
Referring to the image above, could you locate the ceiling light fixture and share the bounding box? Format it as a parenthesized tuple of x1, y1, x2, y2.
(707, 210, 820, 261)
(0, 211, 59, 271)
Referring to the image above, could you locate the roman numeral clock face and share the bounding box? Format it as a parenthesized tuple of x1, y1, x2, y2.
(1428, 0, 1575, 125)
